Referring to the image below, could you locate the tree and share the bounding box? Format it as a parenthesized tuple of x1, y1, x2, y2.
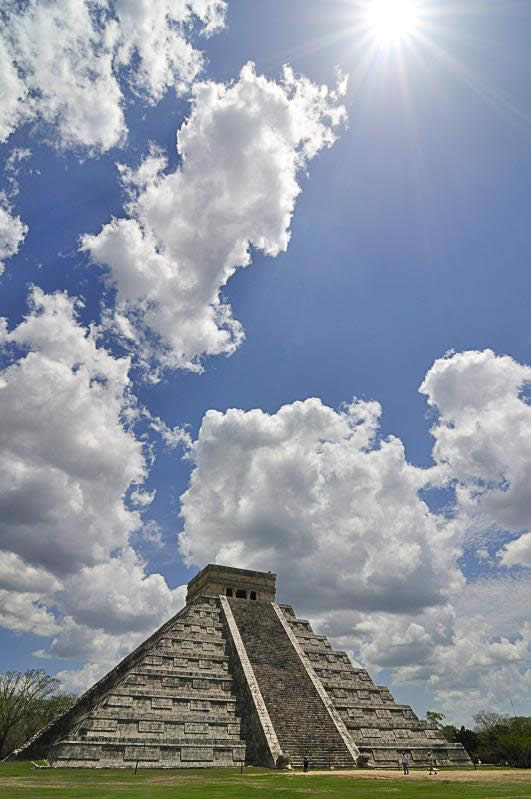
(455, 725, 479, 759)
(426, 710, 446, 728)
(474, 710, 511, 764)
(0, 670, 74, 757)
(16, 692, 77, 752)
(441, 723, 457, 743)
(497, 718, 531, 768)
(473, 710, 509, 734)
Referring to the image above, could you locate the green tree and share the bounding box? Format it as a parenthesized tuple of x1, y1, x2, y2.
(455, 725, 479, 759)
(0, 670, 75, 757)
(15, 692, 77, 752)
(474, 710, 510, 764)
(426, 710, 446, 728)
(497, 718, 531, 768)
(441, 723, 457, 743)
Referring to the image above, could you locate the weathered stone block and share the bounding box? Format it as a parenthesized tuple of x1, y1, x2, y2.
(144, 655, 162, 666)
(185, 722, 208, 734)
(139, 721, 164, 733)
(152, 697, 173, 709)
(126, 674, 146, 685)
(181, 747, 214, 761)
(106, 695, 132, 707)
(163, 676, 187, 688)
(86, 719, 117, 732)
(190, 700, 210, 711)
(124, 746, 160, 761)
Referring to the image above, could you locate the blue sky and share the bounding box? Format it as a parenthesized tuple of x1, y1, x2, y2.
(0, 0, 530, 726)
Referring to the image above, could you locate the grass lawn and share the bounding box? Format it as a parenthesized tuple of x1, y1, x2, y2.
(0, 763, 529, 799)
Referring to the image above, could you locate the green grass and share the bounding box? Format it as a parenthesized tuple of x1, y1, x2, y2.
(0, 762, 529, 799)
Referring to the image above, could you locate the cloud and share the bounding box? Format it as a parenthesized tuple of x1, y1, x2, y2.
(56, 548, 186, 635)
(2, 330, 528, 713)
(55, 663, 111, 695)
(0, 287, 184, 664)
(130, 488, 156, 508)
(0, 37, 27, 144)
(179, 396, 463, 613)
(420, 349, 531, 537)
(112, 0, 226, 103)
(0, 286, 144, 578)
(0, 589, 62, 637)
(314, 577, 531, 724)
(498, 531, 531, 568)
(4, 147, 32, 198)
(0, 0, 226, 153)
(0, 193, 28, 274)
(0, 553, 61, 595)
(393, 591, 531, 725)
(82, 63, 347, 371)
(146, 411, 192, 450)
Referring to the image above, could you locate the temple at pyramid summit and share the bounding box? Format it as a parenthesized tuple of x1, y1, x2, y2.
(19, 565, 470, 769)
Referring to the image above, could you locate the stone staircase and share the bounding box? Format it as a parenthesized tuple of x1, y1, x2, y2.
(229, 599, 357, 769)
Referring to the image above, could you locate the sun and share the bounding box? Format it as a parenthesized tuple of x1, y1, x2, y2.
(364, 0, 421, 45)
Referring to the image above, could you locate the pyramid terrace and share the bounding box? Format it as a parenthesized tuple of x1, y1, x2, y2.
(18, 564, 470, 769)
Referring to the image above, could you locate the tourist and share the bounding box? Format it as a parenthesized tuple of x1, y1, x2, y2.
(428, 753, 437, 775)
(401, 752, 409, 775)
(303, 756, 309, 773)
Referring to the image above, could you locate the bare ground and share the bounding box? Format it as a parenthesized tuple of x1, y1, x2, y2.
(285, 769, 530, 784)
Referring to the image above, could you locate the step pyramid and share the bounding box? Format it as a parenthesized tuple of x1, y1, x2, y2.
(18, 565, 470, 769)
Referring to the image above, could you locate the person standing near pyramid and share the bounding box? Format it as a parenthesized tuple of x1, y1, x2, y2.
(401, 751, 409, 775)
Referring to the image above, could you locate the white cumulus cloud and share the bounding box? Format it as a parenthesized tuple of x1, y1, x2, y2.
(0, 0, 226, 153)
(420, 348, 531, 537)
(0, 193, 28, 274)
(499, 531, 531, 568)
(0, 286, 144, 578)
(0, 287, 184, 665)
(82, 63, 347, 371)
(179, 396, 462, 613)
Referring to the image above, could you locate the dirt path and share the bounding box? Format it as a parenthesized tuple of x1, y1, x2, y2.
(286, 768, 530, 784)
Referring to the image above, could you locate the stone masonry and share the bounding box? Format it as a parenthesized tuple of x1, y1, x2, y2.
(18, 565, 471, 769)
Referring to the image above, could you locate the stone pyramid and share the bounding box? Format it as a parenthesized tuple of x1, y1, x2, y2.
(19, 565, 470, 769)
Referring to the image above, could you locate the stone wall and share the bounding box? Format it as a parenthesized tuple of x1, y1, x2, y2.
(186, 564, 276, 604)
